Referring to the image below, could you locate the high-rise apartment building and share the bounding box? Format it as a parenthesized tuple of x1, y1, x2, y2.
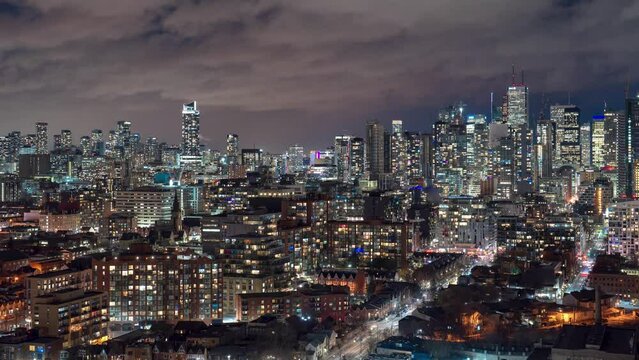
(350, 137, 366, 181)
(366, 120, 385, 181)
(580, 123, 591, 167)
(618, 95, 639, 198)
(226, 134, 239, 165)
(181, 101, 200, 156)
(591, 116, 606, 168)
(93, 245, 222, 325)
(35, 122, 48, 154)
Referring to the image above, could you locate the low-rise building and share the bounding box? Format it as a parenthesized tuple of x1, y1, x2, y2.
(33, 288, 109, 348)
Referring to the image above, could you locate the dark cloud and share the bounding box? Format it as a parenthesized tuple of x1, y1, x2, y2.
(0, 0, 637, 151)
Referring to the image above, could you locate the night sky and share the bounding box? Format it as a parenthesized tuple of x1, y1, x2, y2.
(0, 0, 637, 152)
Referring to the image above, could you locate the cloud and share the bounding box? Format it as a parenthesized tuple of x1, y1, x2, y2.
(0, 0, 636, 151)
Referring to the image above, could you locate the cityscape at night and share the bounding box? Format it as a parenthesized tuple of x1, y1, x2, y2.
(2, 1, 639, 359)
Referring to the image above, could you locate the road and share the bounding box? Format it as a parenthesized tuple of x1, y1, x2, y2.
(326, 255, 473, 359)
(326, 304, 417, 360)
(565, 225, 606, 294)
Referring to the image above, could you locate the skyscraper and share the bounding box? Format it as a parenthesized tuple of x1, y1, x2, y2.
(350, 137, 366, 181)
(181, 101, 200, 156)
(226, 134, 239, 163)
(603, 110, 621, 168)
(580, 123, 591, 167)
(334, 135, 352, 183)
(591, 116, 605, 169)
(390, 120, 407, 187)
(366, 120, 385, 181)
(536, 119, 555, 178)
(61, 129, 73, 149)
(285, 144, 305, 174)
(35, 122, 48, 154)
(506, 70, 528, 128)
(551, 105, 581, 168)
(465, 115, 489, 196)
(618, 94, 639, 198)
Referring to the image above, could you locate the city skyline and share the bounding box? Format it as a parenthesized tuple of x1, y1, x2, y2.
(0, 1, 638, 151)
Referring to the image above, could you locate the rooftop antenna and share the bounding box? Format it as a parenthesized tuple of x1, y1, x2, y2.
(511, 64, 516, 85)
(521, 70, 525, 85)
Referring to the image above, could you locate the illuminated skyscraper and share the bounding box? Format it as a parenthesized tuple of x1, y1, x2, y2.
(350, 137, 366, 181)
(591, 116, 605, 168)
(334, 135, 352, 183)
(551, 105, 581, 168)
(390, 120, 407, 187)
(285, 144, 305, 174)
(61, 129, 72, 149)
(80, 136, 91, 156)
(536, 119, 555, 178)
(580, 123, 591, 167)
(226, 134, 239, 164)
(405, 132, 424, 182)
(465, 114, 489, 196)
(506, 69, 528, 127)
(181, 101, 200, 156)
(603, 110, 621, 168)
(116, 121, 132, 147)
(35, 122, 48, 154)
(366, 120, 385, 181)
(91, 129, 103, 154)
(618, 94, 639, 198)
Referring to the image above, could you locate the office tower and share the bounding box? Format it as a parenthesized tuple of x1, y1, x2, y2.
(115, 121, 132, 148)
(580, 123, 591, 167)
(503, 71, 532, 193)
(285, 144, 305, 174)
(334, 135, 352, 183)
(465, 115, 489, 196)
(79, 136, 91, 156)
(226, 133, 239, 165)
(241, 148, 263, 172)
(105, 130, 117, 157)
(536, 119, 555, 178)
(405, 132, 423, 182)
(90, 129, 103, 150)
(35, 122, 48, 154)
(94, 246, 222, 324)
(60, 129, 72, 149)
(181, 101, 200, 156)
(618, 94, 639, 198)
(145, 137, 160, 163)
(551, 105, 581, 168)
(603, 110, 620, 168)
(433, 106, 465, 196)
(366, 120, 385, 180)
(488, 123, 515, 200)
(350, 137, 366, 181)
(591, 116, 606, 168)
(506, 69, 529, 127)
